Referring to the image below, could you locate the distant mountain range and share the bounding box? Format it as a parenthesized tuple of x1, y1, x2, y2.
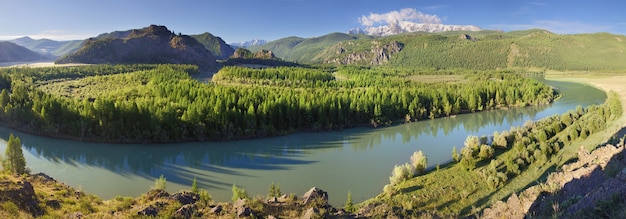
(348, 21, 481, 36)
(56, 25, 217, 69)
(0, 41, 50, 63)
(8, 36, 82, 57)
(230, 39, 268, 48)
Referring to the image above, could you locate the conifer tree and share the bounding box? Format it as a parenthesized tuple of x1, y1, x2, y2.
(4, 134, 26, 175)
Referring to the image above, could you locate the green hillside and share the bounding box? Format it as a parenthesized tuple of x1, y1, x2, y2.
(249, 33, 373, 63)
(190, 32, 235, 60)
(256, 30, 626, 71)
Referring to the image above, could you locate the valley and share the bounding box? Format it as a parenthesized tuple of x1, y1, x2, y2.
(1, 25, 626, 218)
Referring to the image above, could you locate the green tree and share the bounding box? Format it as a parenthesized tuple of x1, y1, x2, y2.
(231, 184, 249, 202)
(191, 177, 199, 194)
(154, 174, 166, 190)
(344, 190, 355, 212)
(268, 182, 281, 198)
(3, 134, 26, 175)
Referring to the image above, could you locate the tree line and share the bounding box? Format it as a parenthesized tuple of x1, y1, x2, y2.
(0, 64, 556, 143)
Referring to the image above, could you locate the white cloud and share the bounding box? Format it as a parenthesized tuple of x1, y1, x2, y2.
(359, 8, 442, 27)
(490, 20, 616, 34)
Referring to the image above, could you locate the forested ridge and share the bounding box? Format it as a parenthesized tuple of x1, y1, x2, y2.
(0, 64, 555, 143)
(256, 29, 626, 71)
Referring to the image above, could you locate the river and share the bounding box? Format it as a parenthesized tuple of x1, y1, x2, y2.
(0, 79, 606, 206)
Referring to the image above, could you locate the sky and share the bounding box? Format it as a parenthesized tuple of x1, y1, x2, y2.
(1, 0, 625, 43)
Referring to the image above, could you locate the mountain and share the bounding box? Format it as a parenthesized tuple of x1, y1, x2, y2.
(8, 36, 83, 57)
(0, 41, 50, 63)
(247, 29, 626, 71)
(325, 29, 626, 71)
(56, 25, 216, 69)
(230, 39, 268, 48)
(348, 21, 481, 36)
(190, 32, 235, 60)
(248, 33, 373, 63)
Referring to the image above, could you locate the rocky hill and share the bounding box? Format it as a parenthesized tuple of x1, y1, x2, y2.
(8, 37, 82, 57)
(190, 32, 235, 60)
(0, 41, 50, 63)
(56, 25, 216, 70)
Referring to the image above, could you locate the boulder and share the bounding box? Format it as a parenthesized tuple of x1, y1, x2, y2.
(302, 187, 329, 205)
(137, 205, 158, 217)
(172, 204, 196, 219)
(237, 207, 253, 217)
(302, 207, 327, 219)
(169, 191, 199, 205)
(209, 205, 222, 215)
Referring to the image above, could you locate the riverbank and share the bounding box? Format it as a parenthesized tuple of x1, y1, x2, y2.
(355, 74, 626, 217)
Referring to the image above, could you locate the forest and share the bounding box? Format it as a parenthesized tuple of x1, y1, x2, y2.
(0, 64, 556, 143)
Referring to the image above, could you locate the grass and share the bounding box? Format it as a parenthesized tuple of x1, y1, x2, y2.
(359, 72, 626, 217)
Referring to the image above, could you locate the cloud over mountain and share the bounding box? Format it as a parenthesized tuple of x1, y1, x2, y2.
(359, 8, 442, 26)
(351, 8, 480, 36)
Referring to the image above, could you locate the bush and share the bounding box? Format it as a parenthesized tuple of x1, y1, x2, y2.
(0, 201, 19, 217)
(478, 144, 495, 160)
(389, 163, 415, 185)
(410, 150, 428, 175)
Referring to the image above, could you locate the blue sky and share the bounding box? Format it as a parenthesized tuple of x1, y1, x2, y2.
(1, 0, 625, 43)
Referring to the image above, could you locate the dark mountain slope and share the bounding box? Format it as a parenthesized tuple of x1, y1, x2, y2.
(56, 25, 216, 70)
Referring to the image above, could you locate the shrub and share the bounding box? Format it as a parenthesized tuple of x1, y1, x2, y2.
(478, 144, 495, 160)
(231, 184, 249, 202)
(389, 163, 415, 185)
(154, 174, 166, 190)
(410, 150, 428, 175)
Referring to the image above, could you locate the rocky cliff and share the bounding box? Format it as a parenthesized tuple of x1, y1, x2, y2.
(56, 25, 216, 70)
(325, 40, 403, 65)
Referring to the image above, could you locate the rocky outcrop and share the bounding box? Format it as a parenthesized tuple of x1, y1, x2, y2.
(326, 41, 403, 65)
(482, 142, 626, 218)
(0, 178, 42, 216)
(302, 187, 329, 206)
(56, 25, 216, 70)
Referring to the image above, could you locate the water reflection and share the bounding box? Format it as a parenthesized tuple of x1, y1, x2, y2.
(0, 79, 608, 205)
